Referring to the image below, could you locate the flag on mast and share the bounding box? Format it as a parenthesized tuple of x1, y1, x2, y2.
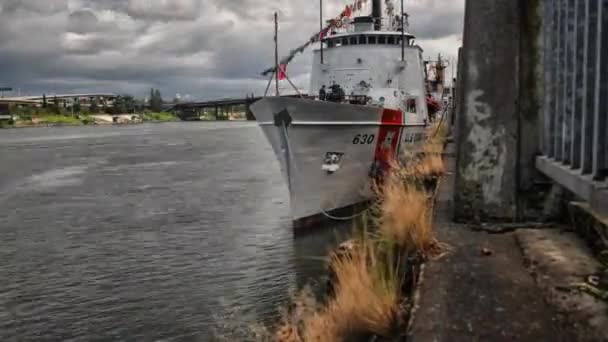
(278, 64, 287, 80)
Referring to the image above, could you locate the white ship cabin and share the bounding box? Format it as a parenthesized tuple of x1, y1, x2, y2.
(310, 15, 429, 123)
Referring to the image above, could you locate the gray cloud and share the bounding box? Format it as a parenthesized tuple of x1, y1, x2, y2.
(127, 0, 203, 21)
(68, 10, 100, 34)
(0, 0, 464, 100)
(1, 0, 67, 14)
(406, 0, 464, 40)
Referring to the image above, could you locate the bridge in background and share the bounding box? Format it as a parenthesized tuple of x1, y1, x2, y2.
(0, 93, 118, 108)
(173, 94, 309, 121)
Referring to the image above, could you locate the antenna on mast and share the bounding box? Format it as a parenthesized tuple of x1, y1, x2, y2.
(400, 0, 404, 61)
(274, 12, 279, 97)
(320, 0, 324, 64)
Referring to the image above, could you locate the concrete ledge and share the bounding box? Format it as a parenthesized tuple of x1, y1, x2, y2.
(516, 229, 608, 341)
(536, 157, 608, 217)
(569, 202, 608, 253)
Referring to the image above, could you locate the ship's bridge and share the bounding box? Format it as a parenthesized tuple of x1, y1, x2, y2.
(324, 31, 416, 49)
(322, 15, 416, 49)
(308, 15, 427, 123)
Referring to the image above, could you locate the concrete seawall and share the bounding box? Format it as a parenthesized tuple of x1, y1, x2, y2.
(454, 0, 544, 222)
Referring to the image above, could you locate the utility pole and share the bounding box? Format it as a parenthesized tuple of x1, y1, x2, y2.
(274, 12, 280, 97)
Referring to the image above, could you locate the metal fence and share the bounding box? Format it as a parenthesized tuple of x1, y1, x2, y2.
(537, 0, 608, 215)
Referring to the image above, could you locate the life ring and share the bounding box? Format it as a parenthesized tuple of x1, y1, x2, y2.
(335, 20, 343, 28)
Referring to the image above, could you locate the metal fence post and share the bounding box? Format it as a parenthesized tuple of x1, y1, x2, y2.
(572, 0, 587, 169)
(556, 0, 567, 161)
(563, 0, 576, 165)
(543, 0, 553, 156)
(593, 0, 608, 181)
(547, 0, 559, 158)
(582, 0, 600, 174)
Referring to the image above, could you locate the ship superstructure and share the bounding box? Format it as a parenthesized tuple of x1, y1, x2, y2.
(251, 0, 431, 228)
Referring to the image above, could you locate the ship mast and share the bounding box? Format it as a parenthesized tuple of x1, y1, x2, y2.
(261, 0, 404, 77)
(372, 0, 382, 30)
(400, 0, 404, 61)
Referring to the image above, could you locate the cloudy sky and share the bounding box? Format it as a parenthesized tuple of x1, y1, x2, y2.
(0, 0, 464, 101)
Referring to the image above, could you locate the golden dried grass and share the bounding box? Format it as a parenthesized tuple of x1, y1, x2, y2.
(273, 121, 450, 342)
(375, 174, 436, 256)
(302, 240, 402, 341)
(397, 121, 447, 180)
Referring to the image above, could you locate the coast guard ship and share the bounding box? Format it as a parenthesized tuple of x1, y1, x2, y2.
(251, 0, 430, 228)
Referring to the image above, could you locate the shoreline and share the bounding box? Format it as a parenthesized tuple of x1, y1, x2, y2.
(0, 120, 252, 130)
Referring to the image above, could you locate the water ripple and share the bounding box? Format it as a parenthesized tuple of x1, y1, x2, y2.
(0, 123, 344, 341)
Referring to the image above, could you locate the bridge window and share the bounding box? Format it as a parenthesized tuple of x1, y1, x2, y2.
(358, 35, 366, 44)
(405, 97, 417, 114)
(368, 36, 377, 44)
(342, 37, 349, 46)
(327, 39, 335, 48)
(388, 36, 395, 45)
(350, 36, 358, 45)
(378, 36, 386, 44)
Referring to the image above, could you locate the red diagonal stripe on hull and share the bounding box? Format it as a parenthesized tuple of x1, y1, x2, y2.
(380, 108, 403, 125)
(370, 108, 404, 182)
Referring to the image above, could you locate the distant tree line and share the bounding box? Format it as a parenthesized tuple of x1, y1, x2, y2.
(34, 90, 167, 116)
(149, 88, 163, 112)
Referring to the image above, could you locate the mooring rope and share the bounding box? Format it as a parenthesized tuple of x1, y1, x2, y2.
(320, 204, 371, 221)
(430, 104, 450, 140)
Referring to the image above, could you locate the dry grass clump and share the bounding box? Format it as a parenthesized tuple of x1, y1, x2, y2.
(273, 239, 403, 342)
(272, 121, 450, 342)
(399, 123, 447, 180)
(395, 122, 448, 181)
(427, 120, 449, 145)
(401, 148, 445, 180)
(375, 173, 437, 256)
(302, 240, 403, 341)
(273, 287, 319, 342)
(422, 139, 446, 175)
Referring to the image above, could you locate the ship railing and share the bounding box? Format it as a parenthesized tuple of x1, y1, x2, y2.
(336, 17, 404, 34)
(537, 0, 608, 216)
(316, 94, 371, 105)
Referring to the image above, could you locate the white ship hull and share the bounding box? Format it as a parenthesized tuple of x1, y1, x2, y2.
(252, 97, 426, 228)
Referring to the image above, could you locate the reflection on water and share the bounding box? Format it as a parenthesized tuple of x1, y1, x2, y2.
(0, 123, 352, 341)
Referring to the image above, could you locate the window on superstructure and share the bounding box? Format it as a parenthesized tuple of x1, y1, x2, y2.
(368, 36, 377, 44)
(378, 36, 386, 44)
(388, 36, 395, 45)
(327, 39, 335, 48)
(350, 36, 357, 45)
(358, 35, 366, 45)
(405, 98, 417, 114)
(342, 37, 349, 46)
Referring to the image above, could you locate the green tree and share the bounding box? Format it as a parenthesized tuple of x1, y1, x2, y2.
(150, 89, 163, 112)
(90, 98, 99, 113)
(122, 95, 135, 113)
(53, 96, 61, 114)
(73, 98, 81, 114)
(42, 94, 47, 108)
(113, 96, 126, 114)
(134, 98, 145, 113)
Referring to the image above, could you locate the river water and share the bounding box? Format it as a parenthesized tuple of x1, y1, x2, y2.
(0, 123, 350, 341)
